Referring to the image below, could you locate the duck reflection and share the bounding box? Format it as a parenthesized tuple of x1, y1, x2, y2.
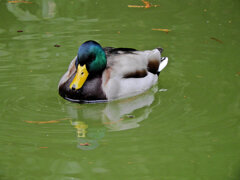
(64, 87, 160, 150)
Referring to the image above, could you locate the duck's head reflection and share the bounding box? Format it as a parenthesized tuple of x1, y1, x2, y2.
(64, 87, 160, 150)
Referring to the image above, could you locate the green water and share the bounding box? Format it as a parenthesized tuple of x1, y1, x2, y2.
(0, 0, 240, 179)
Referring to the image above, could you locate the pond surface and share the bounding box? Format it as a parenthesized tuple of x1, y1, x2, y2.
(0, 0, 240, 179)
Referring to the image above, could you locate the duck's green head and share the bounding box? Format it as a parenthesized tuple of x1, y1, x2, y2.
(70, 40, 107, 90)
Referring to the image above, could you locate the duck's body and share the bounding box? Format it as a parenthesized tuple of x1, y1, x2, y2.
(58, 41, 168, 103)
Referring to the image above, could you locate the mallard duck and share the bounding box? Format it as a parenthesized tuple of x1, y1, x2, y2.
(58, 40, 168, 103)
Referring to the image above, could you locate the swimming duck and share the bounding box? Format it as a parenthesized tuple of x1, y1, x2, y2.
(58, 40, 168, 103)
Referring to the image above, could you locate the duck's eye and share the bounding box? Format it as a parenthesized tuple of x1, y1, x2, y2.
(81, 72, 84, 75)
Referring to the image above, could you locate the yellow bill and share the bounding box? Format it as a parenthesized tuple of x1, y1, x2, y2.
(69, 64, 89, 90)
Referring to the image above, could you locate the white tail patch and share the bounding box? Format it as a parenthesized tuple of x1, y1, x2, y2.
(158, 57, 168, 72)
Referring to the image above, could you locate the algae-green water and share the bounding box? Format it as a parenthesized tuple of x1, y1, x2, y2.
(0, 0, 239, 179)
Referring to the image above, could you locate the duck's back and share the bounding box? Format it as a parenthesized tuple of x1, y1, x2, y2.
(101, 48, 163, 100)
(104, 48, 162, 78)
